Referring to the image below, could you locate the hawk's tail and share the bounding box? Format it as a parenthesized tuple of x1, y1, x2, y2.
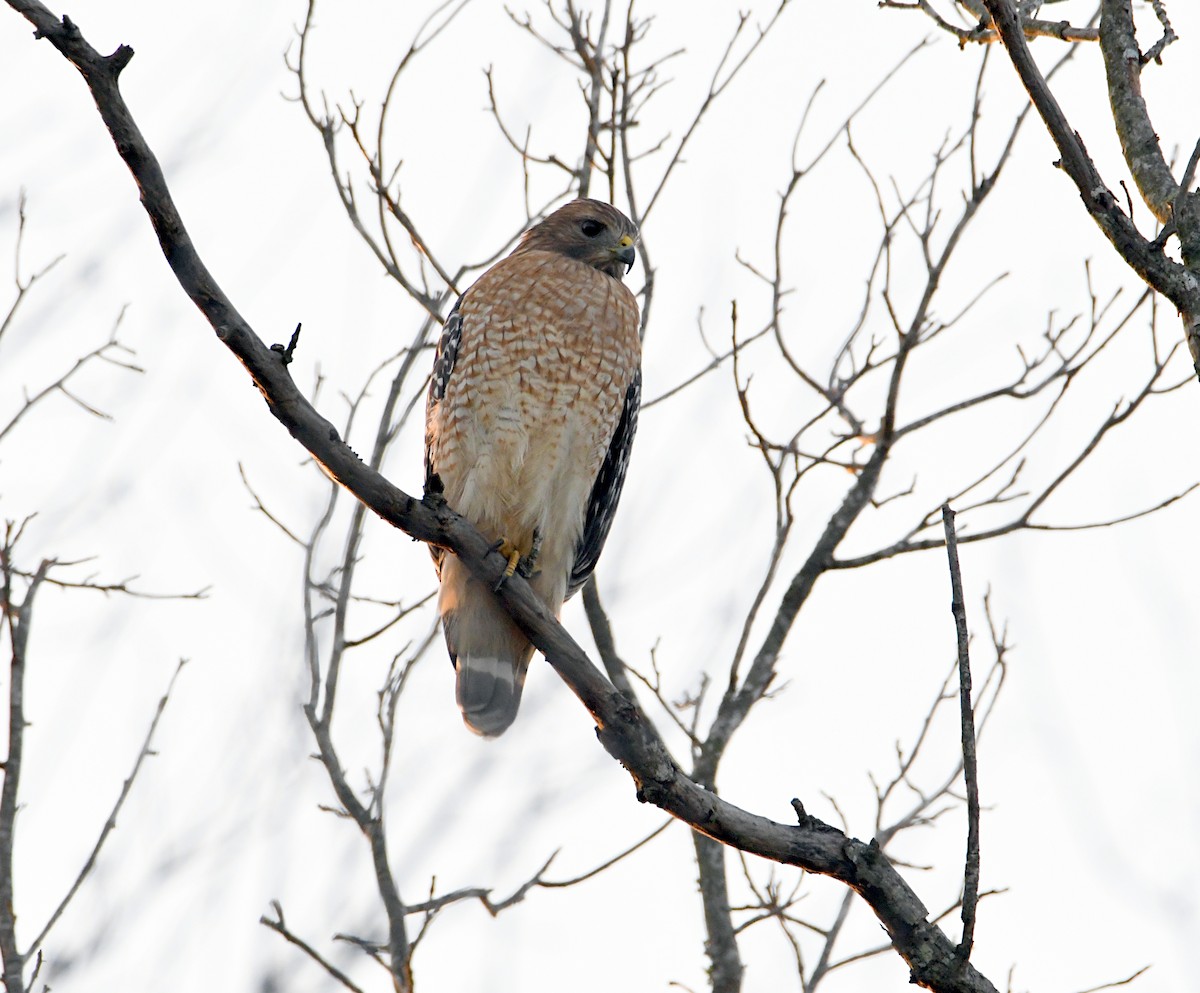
(439, 557, 535, 737)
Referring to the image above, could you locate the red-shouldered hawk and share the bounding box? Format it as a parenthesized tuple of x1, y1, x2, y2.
(425, 199, 641, 736)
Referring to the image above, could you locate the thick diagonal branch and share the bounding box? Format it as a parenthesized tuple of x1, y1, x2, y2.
(1097, 0, 1176, 223)
(1097, 0, 1200, 271)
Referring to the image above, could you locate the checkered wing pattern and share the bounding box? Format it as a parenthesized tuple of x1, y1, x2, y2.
(567, 369, 640, 599)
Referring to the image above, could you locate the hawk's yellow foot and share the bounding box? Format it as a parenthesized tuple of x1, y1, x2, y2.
(498, 539, 522, 580)
(489, 530, 545, 591)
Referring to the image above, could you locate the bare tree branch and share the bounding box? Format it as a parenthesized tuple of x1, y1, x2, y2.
(261, 902, 365, 993)
(940, 505, 981, 963)
(1098, 0, 1176, 222)
(25, 659, 188, 961)
(0, 191, 64, 349)
(0, 306, 140, 445)
(1073, 964, 1152, 993)
(880, 0, 1100, 44)
(978, 0, 1200, 377)
(0, 551, 49, 993)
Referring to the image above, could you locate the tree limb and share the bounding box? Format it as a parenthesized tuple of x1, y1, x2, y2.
(1097, 0, 1176, 223)
(0, 554, 49, 993)
(940, 506, 981, 963)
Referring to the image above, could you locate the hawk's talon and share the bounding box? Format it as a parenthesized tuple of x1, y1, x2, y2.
(491, 537, 542, 591)
(490, 539, 523, 592)
(517, 528, 543, 578)
(423, 472, 446, 508)
(501, 545, 521, 580)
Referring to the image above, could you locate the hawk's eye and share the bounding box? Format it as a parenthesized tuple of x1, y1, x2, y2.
(580, 218, 605, 238)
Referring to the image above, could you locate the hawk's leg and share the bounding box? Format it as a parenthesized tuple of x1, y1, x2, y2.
(517, 528, 543, 578)
(498, 541, 522, 580)
(423, 471, 446, 508)
(490, 531, 542, 591)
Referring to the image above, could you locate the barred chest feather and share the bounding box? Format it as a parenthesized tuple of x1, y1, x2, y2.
(429, 250, 640, 590)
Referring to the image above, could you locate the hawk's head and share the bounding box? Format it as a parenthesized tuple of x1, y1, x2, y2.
(515, 199, 638, 281)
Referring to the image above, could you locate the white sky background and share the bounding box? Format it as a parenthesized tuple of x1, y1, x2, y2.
(1, 1, 1198, 991)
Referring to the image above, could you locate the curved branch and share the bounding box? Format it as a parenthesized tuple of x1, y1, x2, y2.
(1098, 0, 1200, 275)
(1098, 0, 1176, 223)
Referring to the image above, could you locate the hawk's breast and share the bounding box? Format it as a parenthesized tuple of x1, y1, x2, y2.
(428, 250, 640, 593)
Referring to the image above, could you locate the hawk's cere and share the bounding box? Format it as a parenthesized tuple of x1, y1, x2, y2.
(424, 199, 642, 737)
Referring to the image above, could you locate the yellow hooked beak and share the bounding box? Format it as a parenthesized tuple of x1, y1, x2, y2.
(614, 235, 636, 270)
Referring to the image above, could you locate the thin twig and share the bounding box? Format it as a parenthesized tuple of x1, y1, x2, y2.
(941, 505, 981, 962)
(27, 659, 190, 959)
(0, 552, 49, 993)
(261, 902, 365, 993)
(0, 191, 65, 350)
(1073, 964, 1152, 993)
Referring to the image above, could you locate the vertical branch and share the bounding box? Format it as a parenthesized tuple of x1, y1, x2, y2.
(807, 889, 854, 991)
(1097, 0, 1176, 223)
(0, 192, 64, 351)
(581, 578, 649, 724)
(694, 833, 744, 993)
(302, 705, 413, 991)
(566, 0, 613, 197)
(289, 296, 445, 993)
(941, 504, 981, 961)
(0, 551, 50, 993)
